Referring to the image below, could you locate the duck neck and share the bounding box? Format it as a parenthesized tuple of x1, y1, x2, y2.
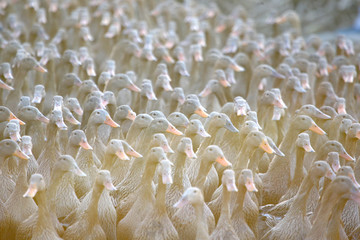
(291, 146, 306, 186)
(195, 158, 213, 191)
(235, 144, 256, 172)
(101, 152, 116, 170)
(154, 174, 167, 214)
(14, 159, 28, 193)
(236, 185, 247, 213)
(85, 122, 100, 144)
(35, 189, 54, 231)
(66, 143, 80, 159)
(173, 152, 187, 185)
(194, 202, 209, 240)
(327, 198, 347, 237)
(46, 122, 59, 148)
(140, 158, 158, 195)
(345, 135, 357, 157)
(218, 183, 231, 224)
(86, 182, 104, 226)
(279, 122, 300, 155)
(287, 174, 314, 216)
(248, 148, 263, 172)
(309, 186, 342, 238)
(47, 169, 66, 210)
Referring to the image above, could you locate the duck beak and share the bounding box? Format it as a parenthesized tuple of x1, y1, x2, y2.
(226, 179, 238, 192)
(0, 81, 13, 90)
(34, 64, 47, 73)
(224, 119, 239, 133)
(199, 86, 212, 97)
(309, 121, 326, 135)
(146, 91, 157, 100)
(56, 119, 67, 130)
(185, 145, 196, 158)
(161, 143, 174, 154)
(72, 167, 86, 177)
(337, 104, 346, 114)
(127, 83, 141, 93)
(74, 107, 83, 116)
(32, 94, 43, 104)
(259, 139, 274, 154)
(104, 115, 120, 128)
(23, 184, 38, 198)
(79, 138, 92, 150)
(197, 128, 211, 138)
(340, 151, 355, 162)
(325, 168, 336, 180)
(349, 173, 360, 189)
(163, 81, 173, 92)
(274, 98, 287, 109)
(331, 160, 340, 173)
(163, 55, 174, 64)
(245, 178, 258, 192)
(274, 16, 287, 24)
(126, 149, 142, 158)
(126, 110, 136, 121)
(166, 123, 183, 136)
(314, 110, 331, 119)
(10, 132, 21, 142)
(174, 196, 188, 209)
(303, 143, 315, 153)
(194, 106, 209, 118)
(13, 148, 29, 160)
(216, 156, 231, 167)
(37, 115, 49, 124)
(104, 181, 116, 191)
(231, 63, 244, 72)
(66, 116, 80, 125)
(9, 112, 25, 125)
(271, 70, 285, 79)
(116, 150, 130, 160)
(236, 106, 247, 116)
(219, 78, 231, 87)
(356, 130, 360, 140)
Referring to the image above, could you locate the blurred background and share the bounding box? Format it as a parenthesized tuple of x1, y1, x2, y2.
(209, 0, 359, 38)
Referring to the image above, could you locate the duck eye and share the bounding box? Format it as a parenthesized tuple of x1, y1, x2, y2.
(217, 115, 221, 118)
(317, 163, 321, 167)
(193, 190, 197, 193)
(209, 148, 213, 151)
(176, 114, 179, 117)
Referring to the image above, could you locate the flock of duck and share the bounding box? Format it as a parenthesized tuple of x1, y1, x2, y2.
(1, 0, 360, 239)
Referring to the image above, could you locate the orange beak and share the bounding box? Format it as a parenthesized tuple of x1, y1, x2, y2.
(34, 65, 47, 73)
(13, 149, 29, 160)
(23, 184, 38, 198)
(245, 178, 258, 192)
(216, 156, 231, 167)
(194, 106, 209, 118)
(79, 138, 93, 150)
(259, 139, 274, 154)
(104, 115, 120, 128)
(9, 112, 25, 125)
(116, 150, 130, 160)
(166, 123, 183, 136)
(309, 121, 326, 135)
(126, 110, 136, 121)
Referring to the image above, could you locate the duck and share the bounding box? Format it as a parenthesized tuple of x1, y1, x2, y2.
(305, 176, 360, 240)
(173, 145, 230, 240)
(17, 174, 62, 240)
(262, 114, 326, 205)
(133, 159, 179, 240)
(230, 169, 258, 240)
(174, 187, 210, 240)
(75, 109, 119, 199)
(0, 139, 29, 203)
(262, 161, 334, 240)
(116, 147, 170, 240)
(166, 137, 196, 217)
(209, 169, 239, 240)
(63, 170, 116, 240)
